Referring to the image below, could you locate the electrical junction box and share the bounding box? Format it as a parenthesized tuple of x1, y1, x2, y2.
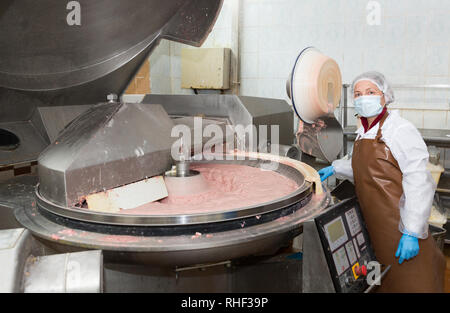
(181, 48, 231, 90)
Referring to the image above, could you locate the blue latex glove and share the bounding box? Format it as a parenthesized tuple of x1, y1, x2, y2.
(395, 234, 419, 264)
(318, 166, 335, 182)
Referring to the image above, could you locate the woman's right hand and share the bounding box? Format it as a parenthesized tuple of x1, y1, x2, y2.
(318, 166, 335, 182)
(395, 234, 420, 264)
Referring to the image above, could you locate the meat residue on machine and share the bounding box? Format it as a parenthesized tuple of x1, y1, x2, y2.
(81, 163, 299, 215)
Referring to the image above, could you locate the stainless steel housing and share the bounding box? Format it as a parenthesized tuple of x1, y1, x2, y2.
(2, 0, 333, 269)
(0, 0, 224, 165)
(37, 102, 177, 207)
(0, 0, 223, 94)
(37, 95, 294, 209)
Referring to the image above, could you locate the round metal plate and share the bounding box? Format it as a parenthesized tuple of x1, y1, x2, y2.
(289, 46, 317, 123)
(17, 186, 331, 267)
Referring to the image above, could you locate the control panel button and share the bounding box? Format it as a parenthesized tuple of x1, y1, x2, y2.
(355, 265, 367, 276)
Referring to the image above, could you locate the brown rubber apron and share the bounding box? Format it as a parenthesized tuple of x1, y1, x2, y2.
(351, 112, 445, 293)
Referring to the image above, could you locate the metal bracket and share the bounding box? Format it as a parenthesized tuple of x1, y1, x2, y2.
(302, 219, 335, 293)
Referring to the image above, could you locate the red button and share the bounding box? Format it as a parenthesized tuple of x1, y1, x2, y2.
(356, 265, 367, 276)
(355, 265, 367, 276)
(361, 265, 367, 276)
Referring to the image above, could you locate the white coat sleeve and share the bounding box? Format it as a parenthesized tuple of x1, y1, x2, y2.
(331, 154, 354, 182)
(387, 123, 435, 239)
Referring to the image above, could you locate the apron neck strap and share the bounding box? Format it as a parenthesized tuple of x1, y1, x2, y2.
(375, 111, 389, 141)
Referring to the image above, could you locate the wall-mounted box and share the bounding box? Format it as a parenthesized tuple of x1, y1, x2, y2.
(181, 48, 231, 90)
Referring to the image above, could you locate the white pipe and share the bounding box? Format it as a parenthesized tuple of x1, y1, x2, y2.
(229, 0, 241, 95)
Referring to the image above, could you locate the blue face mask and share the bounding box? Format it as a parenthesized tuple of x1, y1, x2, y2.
(354, 95, 383, 117)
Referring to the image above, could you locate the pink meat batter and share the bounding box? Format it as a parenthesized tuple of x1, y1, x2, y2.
(120, 163, 299, 215)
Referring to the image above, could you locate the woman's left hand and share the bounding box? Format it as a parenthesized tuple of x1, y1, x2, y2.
(395, 234, 419, 264)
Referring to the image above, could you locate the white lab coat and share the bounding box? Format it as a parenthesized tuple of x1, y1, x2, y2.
(332, 110, 436, 239)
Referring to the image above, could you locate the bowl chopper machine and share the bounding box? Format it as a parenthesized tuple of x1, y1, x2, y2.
(0, 0, 381, 293)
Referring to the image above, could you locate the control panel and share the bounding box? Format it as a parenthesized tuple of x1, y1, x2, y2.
(315, 197, 377, 293)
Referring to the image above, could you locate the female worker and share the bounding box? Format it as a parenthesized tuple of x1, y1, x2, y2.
(318, 71, 445, 293)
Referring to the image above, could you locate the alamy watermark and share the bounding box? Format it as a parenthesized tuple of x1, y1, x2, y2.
(366, 1, 381, 26)
(170, 117, 281, 171)
(366, 260, 382, 286)
(67, 1, 81, 26)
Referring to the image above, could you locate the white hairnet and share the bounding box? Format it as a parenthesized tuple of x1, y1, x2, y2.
(351, 71, 395, 105)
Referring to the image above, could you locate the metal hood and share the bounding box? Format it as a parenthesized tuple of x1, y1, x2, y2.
(0, 0, 224, 122)
(38, 102, 176, 207)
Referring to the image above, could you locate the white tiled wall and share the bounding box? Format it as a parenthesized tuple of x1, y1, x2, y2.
(150, 0, 449, 125)
(237, 0, 450, 127)
(149, 0, 450, 166)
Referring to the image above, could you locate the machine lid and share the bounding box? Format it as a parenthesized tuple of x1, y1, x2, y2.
(288, 47, 342, 124)
(0, 0, 223, 92)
